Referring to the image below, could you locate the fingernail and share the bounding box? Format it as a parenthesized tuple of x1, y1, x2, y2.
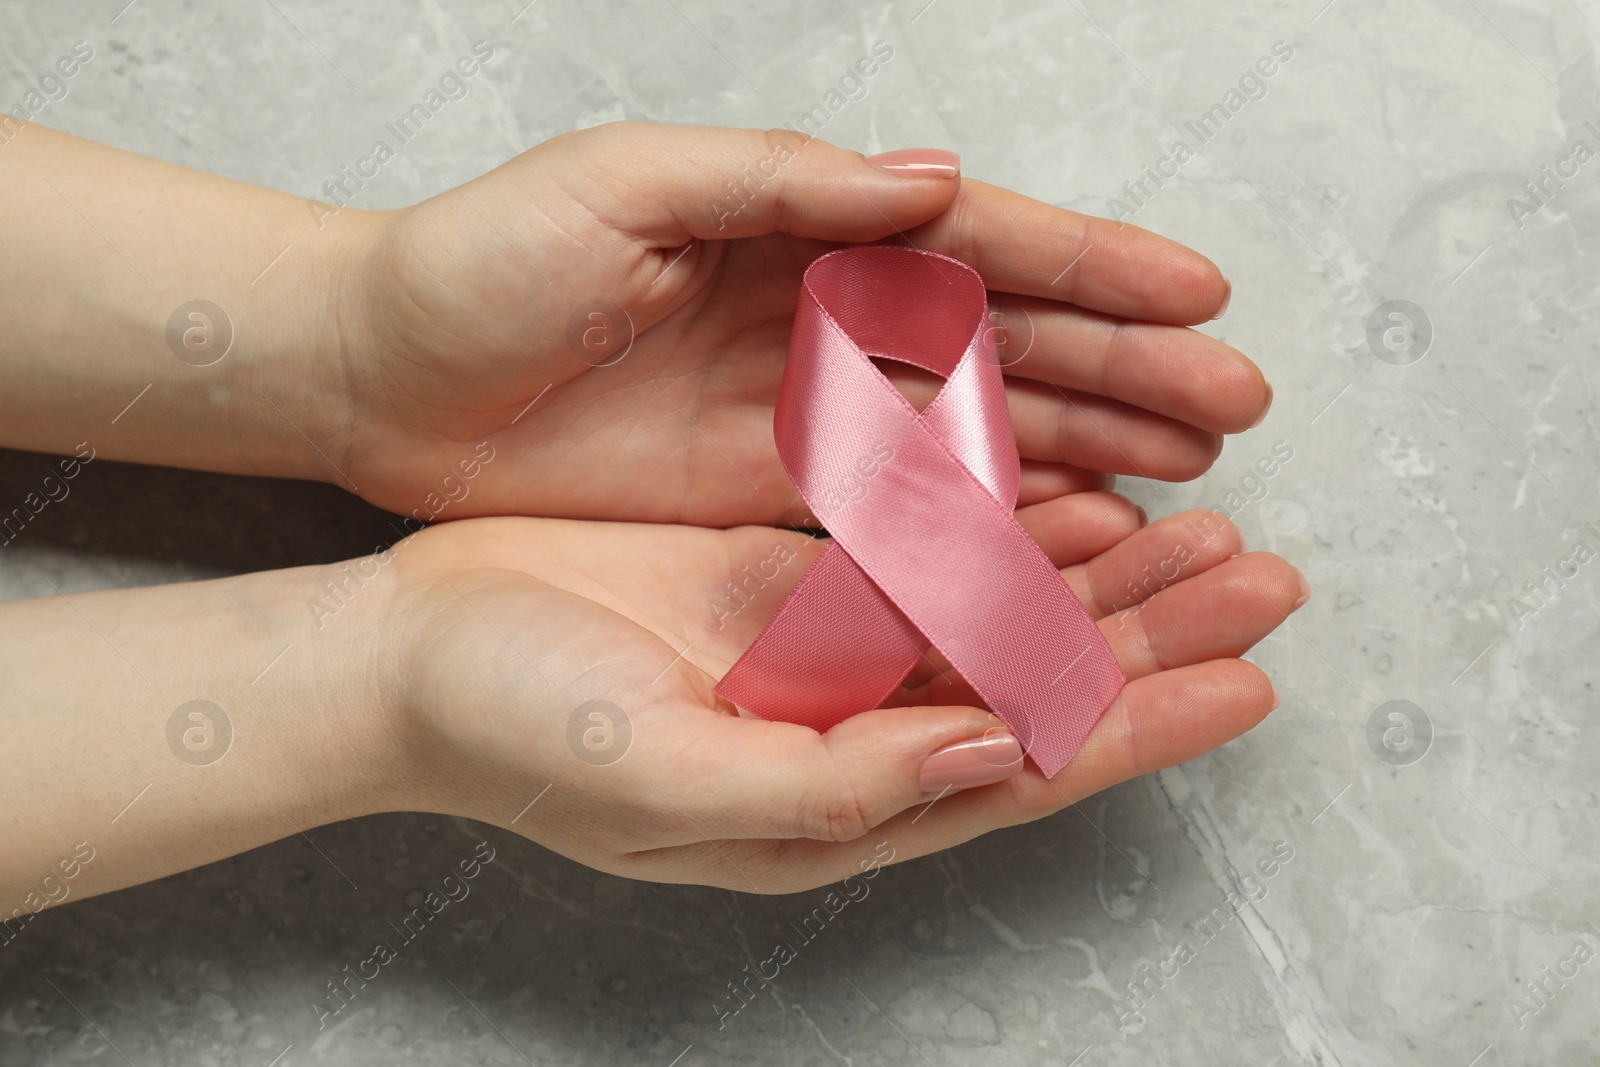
(1291, 568, 1310, 610)
(866, 148, 961, 178)
(1135, 505, 1149, 528)
(1210, 277, 1232, 320)
(919, 731, 1023, 793)
(1268, 682, 1281, 712)
(1249, 382, 1273, 429)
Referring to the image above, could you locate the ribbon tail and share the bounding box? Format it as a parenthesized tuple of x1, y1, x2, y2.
(715, 542, 928, 732)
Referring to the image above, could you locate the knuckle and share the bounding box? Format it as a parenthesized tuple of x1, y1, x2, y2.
(799, 781, 874, 843)
(943, 193, 983, 270)
(752, 127, 803, 229)
(1121, 606, 1159, 673)
(1100, 319, 1135, 397)
(1053, 389, 1078, 461)
(759, 125, 806, 157)
(582, 119, 640, 142)
(552, 120, 641, 160)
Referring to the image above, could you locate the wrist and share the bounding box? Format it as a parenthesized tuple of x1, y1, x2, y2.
(158, 560, 410, 830)
(346, 522, 560, 827)
(0, 125, 389, 486)
(266, 205, 391, 489)
(273, 540, 421, 823)
(0, 558, 408, 905)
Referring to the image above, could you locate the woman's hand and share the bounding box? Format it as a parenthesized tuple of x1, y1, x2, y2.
(0, 123, 1265, 527)
(0, 123, 1264, 526)
(329, 122, 1268, 526)
(377, 492, 1302, 892)
(0, 490, 1302, 905)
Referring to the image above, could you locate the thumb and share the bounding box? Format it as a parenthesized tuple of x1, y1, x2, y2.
(553, 121, 962, 245)
(677, 705, 1026, 844)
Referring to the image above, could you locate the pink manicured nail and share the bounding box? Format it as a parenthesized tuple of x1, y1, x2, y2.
(919, 731, 1023, 793)
(1210, 278, 1232, 320)
(866, 148, 961, 178)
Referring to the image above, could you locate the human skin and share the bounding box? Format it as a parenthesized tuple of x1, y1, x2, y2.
(0, 493, 1303, 911)
(0, 121, 1265, 527)
(0, 119, 1296, 911)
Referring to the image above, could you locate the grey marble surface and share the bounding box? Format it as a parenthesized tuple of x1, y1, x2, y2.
(2, 0, 1598, 1064)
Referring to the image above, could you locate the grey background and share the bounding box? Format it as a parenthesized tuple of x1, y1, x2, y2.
(2, 0, 1597, 1063)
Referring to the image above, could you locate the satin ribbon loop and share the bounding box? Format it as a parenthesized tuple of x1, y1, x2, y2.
(715, 245, 1124, 777)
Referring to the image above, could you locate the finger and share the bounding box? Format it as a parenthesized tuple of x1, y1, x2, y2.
(1005, 378, 1224, 480)
(556, 122, 963, 246)
(1034, 658, 1277, 803)
(904, 177, 1229, 324)
(991, 294, 1271, 434)
(647, 659, 1276, 892)
(730, 494, 1145, 685)
(1016, 461, 1115, 506)
(1015, 489, 1144, 569)
(899, 506, 1232, 695)
(651, 704, 1026, 845)
(879, 364, 1223, 481)
(1100, 552, 1308, 681)
(1071, 508, 1244, 616)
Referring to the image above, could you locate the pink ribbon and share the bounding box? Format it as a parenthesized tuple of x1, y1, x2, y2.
(715, 245, 1125, 778)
